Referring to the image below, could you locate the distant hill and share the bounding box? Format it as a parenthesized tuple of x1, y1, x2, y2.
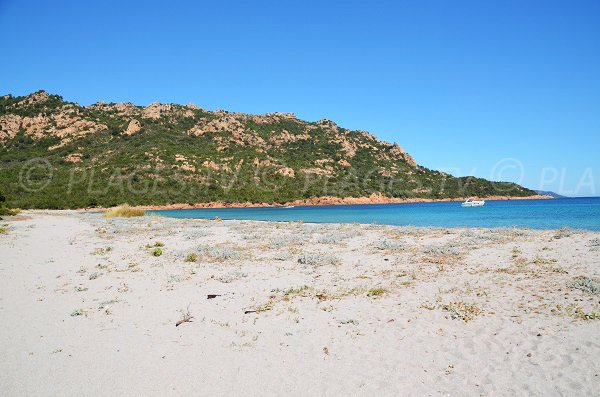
(0, 91, 538, 209)
(534, 190, 566, 199)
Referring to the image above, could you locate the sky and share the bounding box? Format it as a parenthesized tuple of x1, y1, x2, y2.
(1, 0, 598, 196)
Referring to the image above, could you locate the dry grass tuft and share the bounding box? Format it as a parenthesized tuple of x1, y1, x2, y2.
(442, 301, 482, 322)
(103, 204, 145, 218)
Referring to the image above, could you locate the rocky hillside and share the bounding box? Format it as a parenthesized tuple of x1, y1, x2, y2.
(0, 91, 537, 209)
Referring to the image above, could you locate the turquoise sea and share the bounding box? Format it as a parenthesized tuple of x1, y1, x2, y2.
(152, 197, 600, 231)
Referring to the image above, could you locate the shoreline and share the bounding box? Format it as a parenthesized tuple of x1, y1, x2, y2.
(82, 194, 553, 212)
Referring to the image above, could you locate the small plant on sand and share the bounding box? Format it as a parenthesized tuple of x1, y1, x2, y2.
(511, 247, 521, 258)
(553, 227, 572, 239)
(216, 271, 247, 283)
(185, 252, 198, 262)
(175, 305, 194, 327)
(103, 204, 145, 218)
(200, 245, 242, 261)
(152, 247, 163, 257)
(571, 277, 600, 294)
(271, 234, 307, 249)
(70, 309, 86, 317)
(0, 226, 8, 234)
(317, 231, 352, 244)
(588, 238, 600, 252)
(283, 285, 312, 300)
(367, 287, 386, 297)
(92, 246, 112, 255)
(442, 302, 482, 322)
(532, 256, 557, 265)
(297, 252, 340, 266)
(88, 272, 100, 280)
(255, 300, 274, 313)
(581, 310, 600, 320)
(372, 239, 405, 251)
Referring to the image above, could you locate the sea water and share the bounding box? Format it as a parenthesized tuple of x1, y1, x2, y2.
(152, 197, 600, 231)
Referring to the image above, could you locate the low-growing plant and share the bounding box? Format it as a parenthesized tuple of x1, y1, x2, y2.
(175, 305, 194, 327)
(317, 231, 352, 244)
(103, 204, 145, 218)
(297, 252, 340, 266)
(367, 287, 386, 297)
(185, 252, 198, 262)
(423, 245, 460, 256)
(271, 234, 307, 248)
(200, 245, 242, 261)
(273, 252, 293, 261)
(532, 256, 557, 265)
(216, 271, 247, 283)
(571, 277, 600, 294)
(372, 239, 405, 251)
(88, 272, 100, 280)
(553, 227, 572, 239)
(442, 302, 482, 322)
(581, 310, 600, 320)
(283, 285, 312, 300)
(588, 238, 600, 251)
(92, 246, 112, 255)
(152, 247, 163, 257)
(70, 309, 86, 317)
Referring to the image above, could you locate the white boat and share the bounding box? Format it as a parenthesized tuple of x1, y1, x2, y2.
(283, 205, 295, 209)
(461, 198, 485, 207)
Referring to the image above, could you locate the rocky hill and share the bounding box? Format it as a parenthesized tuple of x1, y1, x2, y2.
(0, 91, 538, 209)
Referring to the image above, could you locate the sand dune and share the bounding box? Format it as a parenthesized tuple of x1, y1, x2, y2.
(1, 212, 598, 396)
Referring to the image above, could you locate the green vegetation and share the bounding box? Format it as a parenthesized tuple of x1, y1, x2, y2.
(0, 191, 18, 216)
(442, 301, 482, 322)
(184, 252, 198, 262)
(367, 287, 386, 297)
(0, 91, 539, 209)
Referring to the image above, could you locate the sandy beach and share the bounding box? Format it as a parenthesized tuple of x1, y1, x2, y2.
(1, 211, 599, 396)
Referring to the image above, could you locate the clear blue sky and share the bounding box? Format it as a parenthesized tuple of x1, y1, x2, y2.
(1, 0, 598, 196)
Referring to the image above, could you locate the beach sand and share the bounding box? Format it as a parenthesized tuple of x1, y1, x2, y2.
(1, 212, 599, 396)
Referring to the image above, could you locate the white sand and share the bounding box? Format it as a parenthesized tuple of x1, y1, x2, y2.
(1, 212, 599, 396)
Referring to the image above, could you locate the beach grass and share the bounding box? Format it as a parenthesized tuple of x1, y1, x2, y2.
(103, 204, 145, 218)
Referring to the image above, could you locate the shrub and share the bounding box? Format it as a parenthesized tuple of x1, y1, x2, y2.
(373, 239, 405, 251)
(185, 252, 198, 262)
(367, 287, 386, 297)
(152, 247, 163, 257)
(317, 231, 351, 244)
(588, 238, 600, 252)
(442, 302, 482, 321)
(70, 309, 86, 317)
(103, 204, 145, 218)
(200, 245, 241, 261)
(423, 245, 460, 256)
(216, 271, 247, 283)
(297, 252, 340, 266)
(571, 277, 600, 294)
